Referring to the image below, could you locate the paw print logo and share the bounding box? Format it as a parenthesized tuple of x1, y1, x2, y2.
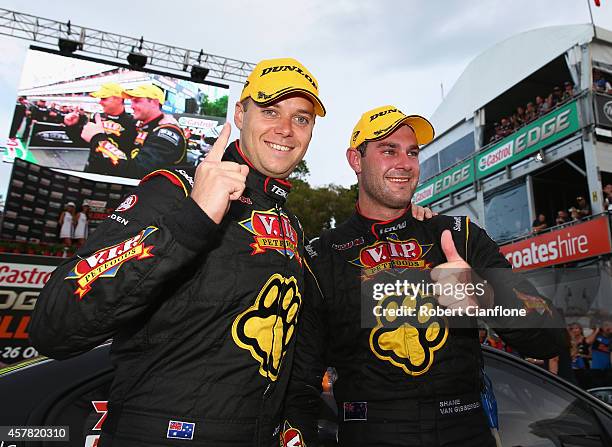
(369, 292, 448, 376)
(232, 274, 302, 381)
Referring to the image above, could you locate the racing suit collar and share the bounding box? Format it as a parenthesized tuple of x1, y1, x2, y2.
(226, 140, 292, 204)
(355, 202, 413, 240)
(140, 113, 164, 129)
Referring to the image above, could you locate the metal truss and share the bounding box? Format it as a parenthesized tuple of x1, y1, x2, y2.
(0, 8, 255, 84)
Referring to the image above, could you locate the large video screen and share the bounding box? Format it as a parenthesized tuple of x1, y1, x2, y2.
(2, 48, 228, 179)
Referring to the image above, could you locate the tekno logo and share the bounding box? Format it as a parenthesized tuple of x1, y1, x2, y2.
(351, 236, 433, 277)
(65, 226, 157, 298)
(232, 274, 302, 381)
(239, 209, 302, 264)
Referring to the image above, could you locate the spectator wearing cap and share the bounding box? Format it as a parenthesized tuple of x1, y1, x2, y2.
(77, 83, 138, 175)
(575, 196, 591, 218)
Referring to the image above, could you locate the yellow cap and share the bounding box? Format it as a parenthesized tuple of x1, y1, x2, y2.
(240, 57, 326, 117)
(90, 83, 125, 98)
(349, 105, 435, 148)
(123, 84, 165, 104)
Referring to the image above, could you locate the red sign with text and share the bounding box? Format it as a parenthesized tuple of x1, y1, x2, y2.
(500, 216, 611, 271)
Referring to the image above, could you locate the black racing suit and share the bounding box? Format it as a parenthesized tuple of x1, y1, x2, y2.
(83, 111, 138, 175)
(89, 113, 186, 179)
(31, 141, 311, 446)
(285, 208, 567, 447)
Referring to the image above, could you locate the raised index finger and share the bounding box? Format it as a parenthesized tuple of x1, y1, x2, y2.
(205, 122, 231, 162)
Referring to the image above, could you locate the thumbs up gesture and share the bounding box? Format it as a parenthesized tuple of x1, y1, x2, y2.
(430, 230, 493, 310)
(81, 113, 105, 143)
(191, 123, 249, 224)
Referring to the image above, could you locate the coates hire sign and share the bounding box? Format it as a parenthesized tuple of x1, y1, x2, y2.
(413, 100, 580, 205)
(499, 216, 611, 272)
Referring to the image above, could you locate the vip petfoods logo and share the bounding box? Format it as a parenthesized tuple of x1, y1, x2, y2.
(351, 237, 433, 277)
(239, 210, 302, 265)
(65, 227, 157, 298)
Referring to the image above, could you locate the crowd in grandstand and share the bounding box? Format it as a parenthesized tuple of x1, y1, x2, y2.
(489, 81, 576, 143)
(532, 194, 598, 234)
(593, 69, 612, 94)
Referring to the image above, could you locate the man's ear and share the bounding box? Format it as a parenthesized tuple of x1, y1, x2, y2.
(234, 101, 245, 130)
(346, 148, 362, 174)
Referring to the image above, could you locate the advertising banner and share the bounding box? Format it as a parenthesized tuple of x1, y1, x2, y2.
(0, 253, 61, 366)
(413, 159, 474, 205)
(499, 216, 612, 271)
(476, 100, 580, 179)
(594, 92, 612, 128)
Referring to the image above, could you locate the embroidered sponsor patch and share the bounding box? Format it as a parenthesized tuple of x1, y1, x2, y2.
(239, 209, 302, 264)
(351, 236, 433, 278)
(332, 237, 364, 251)
(166, 420, 195, 440)
(158, 127, 180, 145)
(343, 402, 367, 421)
(513, 289, 552, 316)
(102, 120, 124, 137)
(280, 421, 305, 446)
(232, 274, 302, 381)
(65, 226, 157, 298)
(135, 130, 148, 146)
(176, 169, 194, 187)
(95, 140, 127, 165)
(91, 401, 108, 430)
(115, 194, 138, 212)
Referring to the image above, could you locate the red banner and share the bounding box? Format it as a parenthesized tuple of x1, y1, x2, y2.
(500, 216, 612, 271)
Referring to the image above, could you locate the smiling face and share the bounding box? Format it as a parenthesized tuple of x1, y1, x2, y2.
(234, 95, 315, 178)
(99, 96, 124, 116)
(129, 97, 161, 122)
(348, 125, 420, 218)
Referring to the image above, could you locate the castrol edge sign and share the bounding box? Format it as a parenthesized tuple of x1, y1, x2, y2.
(476, 100, 579, 179)
(500, 216, 612, 271)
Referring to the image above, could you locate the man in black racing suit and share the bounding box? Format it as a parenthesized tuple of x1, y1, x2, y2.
(30, 57, 327, 447)
(81, 83, 186, 179)
(284, 105, 568, 447)
(68, 82, 138, 175)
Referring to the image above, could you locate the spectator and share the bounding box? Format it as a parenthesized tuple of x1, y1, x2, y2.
(525, 102, 537, 122)
(532, 213, 548, 233)
(576, 196, 591, 218)
(499, 117, 513, 137)
(568, 207, 581, 222)
(603, 183, 612, 210)
(588, 320, 611, 371)
(58, 202, 76, 248)
(535, 95, 546, 116)
(568, 322, 590, 387)
(72, 204, 90, 248)
(555, 209, 570, 225)
(593, 70, 612, 93)
(552, 86, 563, 106)
(514, 106, 526, 127)
(561, 81, 575, 102)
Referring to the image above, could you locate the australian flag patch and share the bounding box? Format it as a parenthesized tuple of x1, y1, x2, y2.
(167, 420, 195, 440)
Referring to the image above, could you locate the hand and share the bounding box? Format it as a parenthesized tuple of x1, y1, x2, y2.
(81, 114, 105, 142)
(64, 112, 79, 127)
(411, 204, 436, 221)
(191, 123, 249, 224)
(430, 230, 492, 310)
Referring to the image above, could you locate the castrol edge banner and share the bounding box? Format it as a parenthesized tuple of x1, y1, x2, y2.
(0, 253, 61, 365)
(499, 216, 612, 271)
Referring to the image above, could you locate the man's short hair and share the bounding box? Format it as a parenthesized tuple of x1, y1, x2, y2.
(356, 141, 368, 156)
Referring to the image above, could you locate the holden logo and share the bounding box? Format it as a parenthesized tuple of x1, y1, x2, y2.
(115, 194, 138, 212)
(604, 101, 612, 122)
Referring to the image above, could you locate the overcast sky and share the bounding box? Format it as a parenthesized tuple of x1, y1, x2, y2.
(1, 0, 612, 192)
